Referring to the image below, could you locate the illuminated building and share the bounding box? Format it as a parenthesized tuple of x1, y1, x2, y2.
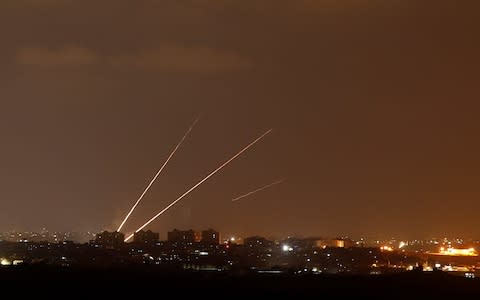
(167, 229, 196, 245)
(314, 239, 353, 249)
(133, 230, 159, 245)
(94, 231, 125, 249)
(201, 229, 220, 245)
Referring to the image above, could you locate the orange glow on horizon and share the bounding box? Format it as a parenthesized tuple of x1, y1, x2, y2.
(435, 247, 477, 257)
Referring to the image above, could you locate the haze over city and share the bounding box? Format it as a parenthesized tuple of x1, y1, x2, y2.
(1, 0, 479, 241)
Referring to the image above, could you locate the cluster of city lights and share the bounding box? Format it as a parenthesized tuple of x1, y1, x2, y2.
(380, 246, 394, 252)
(436, 247, 478, 257)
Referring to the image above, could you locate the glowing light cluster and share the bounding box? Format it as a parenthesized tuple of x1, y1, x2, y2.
(437, 247, 478, 256)
(441, 265, 470, 272)
(380, 245, 393, 252)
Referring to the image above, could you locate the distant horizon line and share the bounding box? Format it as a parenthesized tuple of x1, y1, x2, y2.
(1, 229, 479, 241)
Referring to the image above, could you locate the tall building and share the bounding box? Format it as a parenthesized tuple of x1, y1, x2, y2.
(94, 231, 125, 249)
(133, 230, 159, 245)
(167, 229, 196, 244)
(201, 229, 219, 245)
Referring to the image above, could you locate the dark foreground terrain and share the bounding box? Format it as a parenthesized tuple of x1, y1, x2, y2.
(1, 266, 479, 297)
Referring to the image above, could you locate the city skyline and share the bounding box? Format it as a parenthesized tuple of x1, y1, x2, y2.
(1, 1, 480, 239)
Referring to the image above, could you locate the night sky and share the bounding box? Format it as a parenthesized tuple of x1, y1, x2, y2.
(1, 1, 479, 239)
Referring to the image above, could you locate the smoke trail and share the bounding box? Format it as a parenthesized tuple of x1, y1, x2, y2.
(231, 178, 286, 202)
(124, 129, 272, 241)
(117, 117, 199, 232)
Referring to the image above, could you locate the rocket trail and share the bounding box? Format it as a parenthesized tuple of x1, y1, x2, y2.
(231, 178, 286, 202)
(116, 117, 199, 232)
(124, 129, 272, 242)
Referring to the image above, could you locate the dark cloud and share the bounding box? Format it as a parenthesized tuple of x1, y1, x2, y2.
(16, 45, 97, 66)
(108, 45, 252, 73)
(15, 43, 251, 73)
